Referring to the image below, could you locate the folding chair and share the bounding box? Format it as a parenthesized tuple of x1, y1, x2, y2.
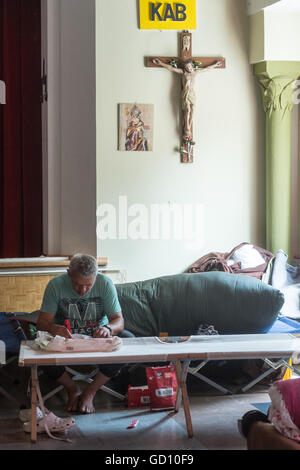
(0, 312, 27, 406)
(0, 356, 22, 405)
(187, 316, 300, 395)
(42, 366, 125, 402)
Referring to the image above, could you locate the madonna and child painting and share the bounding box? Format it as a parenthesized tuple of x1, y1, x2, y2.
(119, 103, 154, 152)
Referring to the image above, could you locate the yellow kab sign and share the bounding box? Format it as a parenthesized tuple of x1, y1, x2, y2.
(139, 0, 197, 30)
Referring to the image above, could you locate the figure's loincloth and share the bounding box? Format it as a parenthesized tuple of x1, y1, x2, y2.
(182, 88, 196, 108)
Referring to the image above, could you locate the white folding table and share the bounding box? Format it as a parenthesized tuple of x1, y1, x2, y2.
(18, 333, 300, 443)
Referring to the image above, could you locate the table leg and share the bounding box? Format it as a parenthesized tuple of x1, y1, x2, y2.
(175, 360, 193, 439)
(30, 365, 38, 443)
(175, 361, 182, 413)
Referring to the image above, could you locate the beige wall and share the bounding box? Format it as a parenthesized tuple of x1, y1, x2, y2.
(249, 9, 300, 63)
(265, 10, 300, 61)
(247, 0, 281, 16)
(96, 0, 265, 282)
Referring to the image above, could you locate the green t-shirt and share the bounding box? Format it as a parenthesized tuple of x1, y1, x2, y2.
(41, 273, 121, 336)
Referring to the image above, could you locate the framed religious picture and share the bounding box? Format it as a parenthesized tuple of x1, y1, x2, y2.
(119, 103, 154, 151)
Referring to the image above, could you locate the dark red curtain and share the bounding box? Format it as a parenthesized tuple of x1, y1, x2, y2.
(0, 0, 42, 257)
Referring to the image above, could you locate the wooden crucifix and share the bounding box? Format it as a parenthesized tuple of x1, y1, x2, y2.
(146, 32, 226, 163)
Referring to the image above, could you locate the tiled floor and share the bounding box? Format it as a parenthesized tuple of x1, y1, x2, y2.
(0, 363, 272, 450)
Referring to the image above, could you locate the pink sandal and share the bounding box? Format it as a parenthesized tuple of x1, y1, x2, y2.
(23, 412, 75, 434)
(19, 407, 46, 423)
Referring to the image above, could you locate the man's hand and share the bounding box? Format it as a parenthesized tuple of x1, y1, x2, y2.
(92, 313, 124, 339)
(49, 324, 72, 339)
(37, 312, 73, 339)
(93, 326, 111, 338)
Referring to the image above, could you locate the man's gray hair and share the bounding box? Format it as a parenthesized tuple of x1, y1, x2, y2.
(69, 254, 98, 278)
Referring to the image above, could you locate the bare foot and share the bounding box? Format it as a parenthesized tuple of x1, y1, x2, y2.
(79, 389, 96, 414)
(65, 386, 82, 412)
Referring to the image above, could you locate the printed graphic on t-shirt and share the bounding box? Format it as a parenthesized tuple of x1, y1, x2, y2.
(55, 297, 107, 335)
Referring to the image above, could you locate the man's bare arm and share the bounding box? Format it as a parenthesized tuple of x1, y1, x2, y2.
(37, 311, 72, 338)
(153, 58, 183, 74)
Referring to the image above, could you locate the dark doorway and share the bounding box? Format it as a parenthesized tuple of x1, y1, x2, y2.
(0, 0, 42, 257)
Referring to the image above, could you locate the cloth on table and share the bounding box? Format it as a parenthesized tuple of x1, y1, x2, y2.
(187, 242, 274, 280)
(41, 329, 134, 382)
(271, 250, 300, 320)
(268, 378, 300, 443)
(31, 331, 122, 353)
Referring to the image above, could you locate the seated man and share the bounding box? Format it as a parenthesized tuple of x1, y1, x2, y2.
(37, 253, 130, 414)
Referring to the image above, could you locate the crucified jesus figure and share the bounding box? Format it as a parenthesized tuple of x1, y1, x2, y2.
(153, 58, 222, 141)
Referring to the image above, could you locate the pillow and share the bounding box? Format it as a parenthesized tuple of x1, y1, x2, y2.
(228, 244, 265, 269)
(117, 272, 284, 337)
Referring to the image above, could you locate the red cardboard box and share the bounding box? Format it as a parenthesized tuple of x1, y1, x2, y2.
(126, 385, 150, 408)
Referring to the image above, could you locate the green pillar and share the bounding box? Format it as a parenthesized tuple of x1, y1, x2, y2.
(254, 62, 300, 259)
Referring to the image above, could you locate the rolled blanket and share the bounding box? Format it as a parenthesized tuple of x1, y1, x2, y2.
(187, 242, 273, 280)
(268, 378, 300, 442)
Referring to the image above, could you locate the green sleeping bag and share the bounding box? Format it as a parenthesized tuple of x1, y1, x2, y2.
(116, 272, 284, 337)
